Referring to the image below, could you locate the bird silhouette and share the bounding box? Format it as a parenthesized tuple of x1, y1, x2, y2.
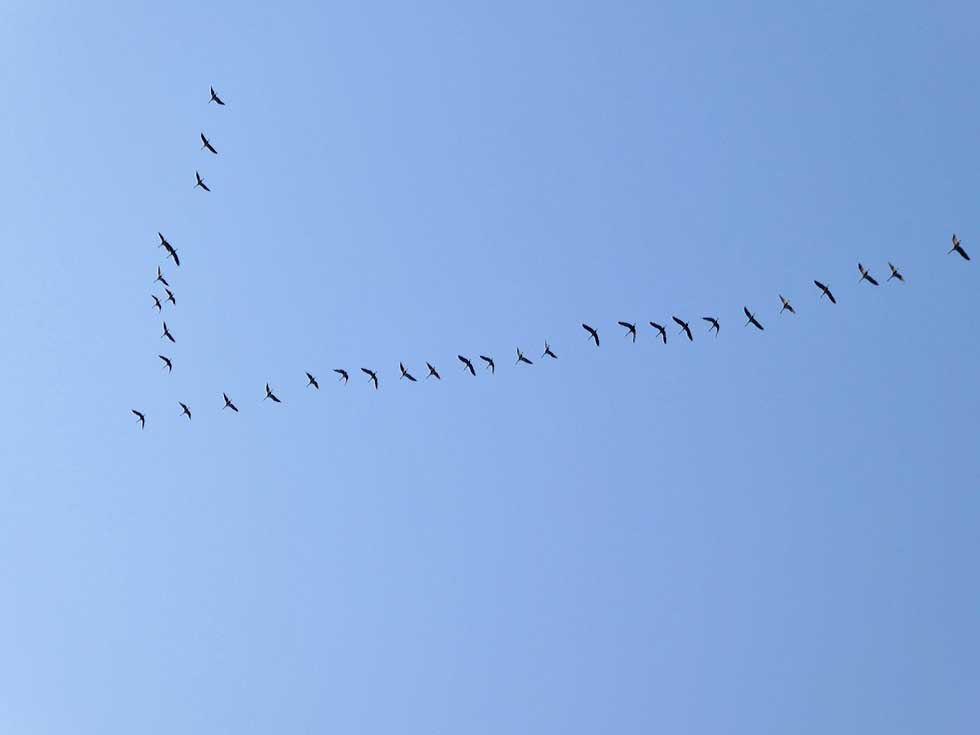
(200, 132, 218, 155)
(858, 263, 879, 286)
(306, 372, 319, 389)
(649, 321, 667, 344)
(157, 232, 171, 250)
(155, 266, 169, 287)
(264, 383, 282, 402)
(618, 321, 637, 343)
(132, 409, 145, 429)
(361, 368, 379, 390)
(334, 369, 349, 383)
(179, 402, 192, 420)
(194, 171, 210, 192)
(158, 233, 180, 266)
(516, 348, 533, 365)
(779, 294, 796, 314)
(152, 295, 162, 312)
(814, 280, 837, 304)
(159, 355, 172, 373)
(458, 355, 476, 376)
(480, 355, 495, 374)
(703, 317, 720, 336)
(223, 393, 238, 412)
(165, 288, 176, 306)
(209, 86, 225, 105)
(949, 233, 970, 261)
(582, 323, 600, 346)
(161, 322, 175, 343)
(399, 362, 417, 382)
(426, 362, 441, 380)
(887, 262, 904, 282)
(743, 307, 764, 331)
(542, 341, 558, 359)
(672, 316, 693, 341)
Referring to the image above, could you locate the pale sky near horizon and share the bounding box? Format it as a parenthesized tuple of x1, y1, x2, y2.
(1, 1, 979, 733)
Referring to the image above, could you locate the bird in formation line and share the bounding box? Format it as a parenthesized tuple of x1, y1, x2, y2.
(703, 317, 720, 336)
(132, 410, 145, 429)
(582, 323, 600, 346)
(179, 402, 192, 420)
(516, 348, 533, 366)
(400, 363, 417, 381)
(209, 86, 225, 105)
(619, 321, 637, 343)
(152, 295, 162, 312)
(334, 369, 349, 383)
(155, 267, 169, 287)
(858, 263, 879, 286)
(458, 355, 476, 376)
(264, 383, 282, 402)
(223, 393, 238, 412)
(543, 341, 558, 359)
(743, 307, 764, 331)
(779, 295, 796, 314)
(814, 280, 837, 304)
(426, 362, 441, 380)
(306, 372, 319, 389)
(195, 171, 210, 192)
(949, 234, 970, 261)
(361, 368, 379, 390)
(672, 316, 693, 341)
(165, 288, 176, 306)
(649, 321, 667, 344)
(159, 355, 172, 373)
(200, 133, 218, 155)
(161, 322, 175, 343)
(158, 232, 180, 266)
(480, 355, 495, 373)
(888, 262, 904, 282)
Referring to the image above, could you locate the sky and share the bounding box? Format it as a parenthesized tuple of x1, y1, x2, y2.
(1, 1, 978, 732)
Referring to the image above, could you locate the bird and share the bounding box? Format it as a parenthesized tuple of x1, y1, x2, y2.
(209, 86, 225, 105)
(426, 362, 441, 380)
(152, 295, 162, 312)
(157, 232, 171, 250)
(334, 369, 349, 383)
(779, 294, 796, 314)
(264, 383, 281, 402)
(542, 341, 558, 359)
(618, 321, 637, 343)
(458, 355, 476, 376)
(159, 355, 172, 373)
(200, 132, 218, 155)
(743, 307, 764, 331)
(480, 355, 495, 374)
(887, 262, 904, 282)
(516, 348, 533, 365)
(155, 266, 169, 287)
(165, 288, 176, 306)
(161, 321, 175, 343)
(157, 234, 180, 266)
(305, 372, 319, 389)
(672, 316, 693, 341)
(361, 368, 379, 390)
(949, 233, 970, 261)
(582, 323, 600, 346)
(399, 362, 417, 382)
(132, 409, 145, 430)
(223, 393, 238, 412)
(194, 171, 210, 192)
(814, 280, 837, 304)
(165, 245, 180, 267)
(858, 263, 879, 286)
(649, 321, 667, 344)
(179, 402, 192, 420)
(703, 317, 720, 336)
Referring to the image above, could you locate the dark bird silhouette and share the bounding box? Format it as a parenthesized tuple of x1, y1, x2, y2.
(161, 321, 175, 343)
(264, 383, 282, 402)
(672, 316, 693, 342)
(618, 321, 637, 343)
(887, 262, 904, 282)
(223, 393, 238, 412)
(155, 266, 169, 287)
(814, 280, 837, 304)
(516, 348, 533, 365)
(779, 294, 796, 314)
(158, 233, 180, 266)
(542, 341, 558, 359)
(458, 355, 476, 376)
(334, 369, 349, 383)
(582, 323, 600, 346)
(165, 288, 176, 306)
(159, 355, 172, 373)
(306, 372, 319, 389)
(703, 317, 720, 336)
(200, 132, 218, 155)
(399, 362, 417, 382)
(743, 307, 764, 331)
(361, 368, 379, 390)
(426, 362, 441, 380)
(194, 171, 210, 192)
(649, 321, 667, 344)
(858, 263, 879, 286)
(480, 355, 495, 374)
(209, 86, 225, 105)
(132, 409, 145, 430)
(949, 233, 970, 261)
(152, 295, 162, 312)
(157, 232, 171, 250)
(179, 402, 192, 420)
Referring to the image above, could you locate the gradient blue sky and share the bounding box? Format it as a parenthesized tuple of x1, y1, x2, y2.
(2, 1, 978, 732)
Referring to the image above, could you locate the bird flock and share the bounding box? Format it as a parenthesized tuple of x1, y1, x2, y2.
(131, 85, 972, 431)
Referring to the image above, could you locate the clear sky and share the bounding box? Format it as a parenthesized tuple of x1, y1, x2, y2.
(1, 1, 978, 732)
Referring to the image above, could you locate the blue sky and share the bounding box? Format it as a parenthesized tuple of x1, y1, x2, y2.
(1, 1, 978, 732)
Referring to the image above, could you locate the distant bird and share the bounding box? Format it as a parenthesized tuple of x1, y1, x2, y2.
(264, 383, 281, 402)
(179, 402, 192, 420)
(223, 393, 238, 412)
(516, 348, 533, 365)
(458, 355, 476, 376)
(194, 171, 210, 192)
(155, 266, 169, 287)
(582, 323, 600, 346)
(209, 86, 225, 105)
(161, 321, 175, 343)
(399, 362, 417, 382)
(334, 369, 349, 383)
(743, 307, 764, 331)
(649, 321, 667, 344)
(542, 341, 558, 359)
(426, 362, 441, 380)
(306, 372, 319, 389)
(672, 316, 693, 342)
(703, 317, 720, 336)
(779, 294, 796, 314)
(361, 368, 379, 390)
(159, 355, 172, 373)
(618, 321, 637, 343)
(157, 232, 171, 250)
(480, 355, 495, 374)
(949, 233, 970, 261)
(132, 409, 145, 430)
(858, 263, 879, 286)
(165, 288, 176, 306)
(158, 233, 180, 266)
(814, 280, 837, 304)
(887, 262, 904, 282)
(200, 132, 218, 155)
(152, 295, 162, 312)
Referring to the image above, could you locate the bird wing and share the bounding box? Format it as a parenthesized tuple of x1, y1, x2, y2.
(827, 291, 837, 304)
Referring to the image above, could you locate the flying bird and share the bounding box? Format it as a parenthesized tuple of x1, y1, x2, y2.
(361, 368, 379, 390)
(458, 355, 476, 376)
(200, 133, 218, 155)
(165, 288, 176, 306)
(223, 393, 238, 412)
(159, 355, 172, 373)
(480, 355, 495, 374)
(152, 295, 162, 312)
(949, 233, 970, 261)
(155, 266, 169, 287)
(161, 321, 175, 343)
(743, 307, 764, 331)
(399, 362, 417, 382)
(618, 321, 637, 343)
(858, 263, 879, 286)
(779, 295, 796, 314)
(209, 86, 225, 105)
(179, 402, 192, 420)
(582, 323, 600, 346)
(887, 262, 904, 282)
(334, 369, 349, 383)
(542, 341, 557, 359)
(157, 232, 171, 250)
(194, 171, 210, 192)
(703, 317, 720, 336)
(814, 280, 837, 304)
(132, 409, 145, 430)
(649, 321, 667, 344)
(516, 348, 533, 365)
(306, 372, 319, 389)
(426, 362, 441, 380)
(157, 235, 180, 266)
(264, 383, 281, 402)
(672, 316, 693, 342)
